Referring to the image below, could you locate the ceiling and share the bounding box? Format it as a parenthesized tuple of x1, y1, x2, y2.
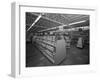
(26, 12, 89, 33)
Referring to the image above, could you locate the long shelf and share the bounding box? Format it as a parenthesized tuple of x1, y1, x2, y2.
(37, 42, 56, 56)
(37, 45, 55, 63)
(34, 37, 56, 63)
(36, 39, 56, 48)
(36, 37, 55, 42)
(36, 43, 55, 63)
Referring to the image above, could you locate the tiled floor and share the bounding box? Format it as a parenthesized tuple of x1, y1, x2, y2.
(26, 42, 89, 67)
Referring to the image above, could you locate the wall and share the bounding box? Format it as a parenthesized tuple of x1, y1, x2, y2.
(0, 0, 100, 80)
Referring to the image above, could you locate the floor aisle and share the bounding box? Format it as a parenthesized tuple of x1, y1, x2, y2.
(26, 42, 89, 67)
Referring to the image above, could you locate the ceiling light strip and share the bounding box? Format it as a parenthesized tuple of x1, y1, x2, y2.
(27, 14, 42, 31)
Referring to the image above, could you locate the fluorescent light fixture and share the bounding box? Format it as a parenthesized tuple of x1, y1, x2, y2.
(69, 20, 86, 26)
(27, 14, 42, 31)
(38, 25, 66, 32)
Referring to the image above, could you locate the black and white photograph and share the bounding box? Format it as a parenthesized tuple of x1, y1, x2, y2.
(26, 12, 90, 67)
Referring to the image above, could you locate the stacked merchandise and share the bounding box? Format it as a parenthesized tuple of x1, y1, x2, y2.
(33, 33, 56, 63)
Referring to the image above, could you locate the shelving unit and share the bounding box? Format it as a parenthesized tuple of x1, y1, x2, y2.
(33, 33, 67, 64)
(33, 35, 56, 63)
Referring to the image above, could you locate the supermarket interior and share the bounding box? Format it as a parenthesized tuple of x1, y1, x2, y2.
(26, 12, 90, 67)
